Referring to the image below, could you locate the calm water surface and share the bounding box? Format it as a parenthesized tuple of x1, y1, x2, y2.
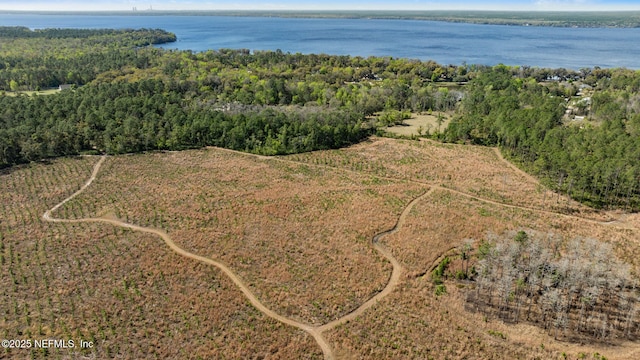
(1, 13, 639, 69)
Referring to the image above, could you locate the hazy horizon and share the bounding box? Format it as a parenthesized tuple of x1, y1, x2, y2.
(1, 1, 639, 12)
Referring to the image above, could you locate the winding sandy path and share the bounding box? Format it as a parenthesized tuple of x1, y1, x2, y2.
(431, 184, 638, 230)
(318, 188, 435, 333)
(42, 155, 433, 359)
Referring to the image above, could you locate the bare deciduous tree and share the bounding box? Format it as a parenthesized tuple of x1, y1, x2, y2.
(466, 230, 639, 342)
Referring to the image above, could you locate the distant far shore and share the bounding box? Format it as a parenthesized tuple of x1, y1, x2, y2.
(2, 10, 640, 28)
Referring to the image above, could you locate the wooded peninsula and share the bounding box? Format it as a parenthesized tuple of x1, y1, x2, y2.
(1, 26, 639, 211)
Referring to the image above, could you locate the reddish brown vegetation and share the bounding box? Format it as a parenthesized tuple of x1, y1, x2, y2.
(57, 149, 425, 325)
(2, 137, 638, 359)
(290, 137, 610, 220)
(1, 157, 319, 359)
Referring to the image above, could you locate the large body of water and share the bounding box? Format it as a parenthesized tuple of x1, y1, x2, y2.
(2, 13, 639, 69)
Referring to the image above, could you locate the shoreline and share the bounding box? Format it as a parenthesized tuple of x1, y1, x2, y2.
(1, 10, 640, 28)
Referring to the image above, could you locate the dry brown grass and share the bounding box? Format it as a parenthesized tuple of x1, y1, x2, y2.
(3, 137, 638, 359)
(289, 137, 613, 220)
(326, 279, 563, 360)
(0, 157, 320, 359)
(58, 148, 426, 325)
(326, 188, 639, 359)
(382, 188, 640, 274)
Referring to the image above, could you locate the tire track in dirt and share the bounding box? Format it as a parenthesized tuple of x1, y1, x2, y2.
(42, 154, 434, 360)
(492, 147, 540, 185)
(318, 188, 435, 333)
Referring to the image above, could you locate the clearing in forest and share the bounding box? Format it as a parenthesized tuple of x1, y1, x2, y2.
(384, 113, 452, 137)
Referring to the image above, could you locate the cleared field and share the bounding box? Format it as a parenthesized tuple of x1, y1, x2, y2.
(289, 137, 608, 220)
(3, 137, 638, 359)
(55, 148, 425, 327)
(0, 157, 320, 359)
(327, 188, 640, 359)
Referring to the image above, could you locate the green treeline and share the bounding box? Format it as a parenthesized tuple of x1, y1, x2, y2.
(0, 26, 177, 42)
(0, 28, 468, 168)
(148, 48, 468, 114)
(0, 27, 175, 90)
(445, 66, 640, 210)
(0, 79, 368, 161)
(1, 27, 639, 211)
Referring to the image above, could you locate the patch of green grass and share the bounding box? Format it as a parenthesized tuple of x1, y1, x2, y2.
(477, 207, 491, 217)
(434, 284, 447, 296)
(3, 89, 61, 97)
(488, 330, 506, 339)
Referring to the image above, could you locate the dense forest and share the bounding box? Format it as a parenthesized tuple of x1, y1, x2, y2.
(0, 80, 367, 158)
(0, 27, 465, 165)
(0, 27, 175, 90)
(444, 66, 640, 210)
(0, 27, 639, 211)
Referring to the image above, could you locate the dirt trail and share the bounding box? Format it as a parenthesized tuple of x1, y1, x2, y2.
(490, 147, 637, 226)
(318, 188, 435, 333)
(43, 155, 106, 222)
(42, 155, 334, 358)
(432, 184, 637, 230)
(42, 155, 432, 360)
(492, 147, 540, 185)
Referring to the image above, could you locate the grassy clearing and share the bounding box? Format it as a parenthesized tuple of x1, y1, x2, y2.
(2, 88, 61, 97)
(326, 188, 639, 359)
(384, 113, 452, 137)
(289, 137, 607, 220)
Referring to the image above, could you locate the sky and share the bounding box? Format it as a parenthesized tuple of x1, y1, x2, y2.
(0, 0, 639, 11)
